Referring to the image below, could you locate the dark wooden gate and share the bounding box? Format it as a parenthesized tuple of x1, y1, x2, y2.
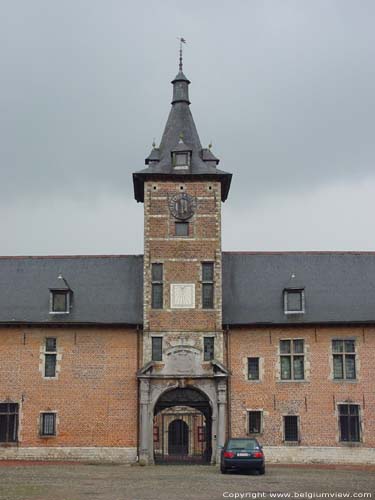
(168, 419, 189, 456)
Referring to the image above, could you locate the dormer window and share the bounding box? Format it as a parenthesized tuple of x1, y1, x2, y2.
(284, 288, 305, 315)
(173, 151, 190, 169)
(51, 291, 69, 313)
(49, 274, 72, 315)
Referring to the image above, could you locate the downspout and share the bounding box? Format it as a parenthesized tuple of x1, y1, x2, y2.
(136, 324, 141, 461)
(225, 324, 231, 439)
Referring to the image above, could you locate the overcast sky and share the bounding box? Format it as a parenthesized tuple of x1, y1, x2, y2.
(1, 0, 374, 255)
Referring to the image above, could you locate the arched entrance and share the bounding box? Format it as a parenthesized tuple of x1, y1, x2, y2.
(153, 387, 212, 464)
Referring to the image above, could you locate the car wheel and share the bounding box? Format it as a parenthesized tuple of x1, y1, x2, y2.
(220, 466, 227, 474)
(258, 466, 265, 475)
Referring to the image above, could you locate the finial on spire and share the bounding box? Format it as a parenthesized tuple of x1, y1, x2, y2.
(152, 138, 156, 149)
(177, 37, 186, 71)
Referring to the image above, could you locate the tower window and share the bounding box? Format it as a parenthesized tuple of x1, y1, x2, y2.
(173, 152, 190, 169)
(151, 263, 163, 309)
(202, 262, 214, 309)
(175, 222, 189, 237)
(152, 337, 163, 362)
(203, 337, 214, 361)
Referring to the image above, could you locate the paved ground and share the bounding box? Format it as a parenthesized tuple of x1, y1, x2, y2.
(0, 463, 374, 500)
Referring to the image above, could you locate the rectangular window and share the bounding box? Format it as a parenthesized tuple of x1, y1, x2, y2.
(202, 262, 214, 309)
(247, 358, 260, 380)
(0, 403, 19, 443)
(203, 337, 215, 361)
(248, 411, 262, 434)
(44, 337, 57, 377)
(152, 337, 163, 362)
(41, 413, 56, 436)
(151, 263, 163, 309)
(51, 291, 69, 313)
(175, 222, 189, 236)
(338, 404, 360, 442)
(332, 340, 356, 380)
(284, 289, 305, 314)
(280, 339, 304, 380)
(284, 415, 299, 441)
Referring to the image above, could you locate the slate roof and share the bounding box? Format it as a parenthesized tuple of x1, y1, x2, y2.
(1, 252, 375, 326)
(222, 252, 375, 325)
(0, 256, 143, 325)
(133, 68, 232, 202)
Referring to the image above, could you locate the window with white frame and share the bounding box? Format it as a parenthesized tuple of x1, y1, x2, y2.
(40, 412, 56, 436)
(50, 290, 70, 314)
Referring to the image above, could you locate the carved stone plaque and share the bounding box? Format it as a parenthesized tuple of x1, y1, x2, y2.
(170, 283, 195, 309)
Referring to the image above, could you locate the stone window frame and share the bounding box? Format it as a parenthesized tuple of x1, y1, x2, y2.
(336, 402, 362, 444)
(43, 337, 58, 379)
(39, 411, 57, 438)
(201, 261, 215, 310)
(278, 338, 306, 382)
(282, 414, 300, 444)
(151, 263, 164, 310)
(247, 357, 260, 381)
(0, 402, 19, 444)
(203, 336, 215, 362)
(247, 409, 263, 435)
(331, 339, 357, 381)
(151, 336, 163, 362)
(283, 288, 305, 315)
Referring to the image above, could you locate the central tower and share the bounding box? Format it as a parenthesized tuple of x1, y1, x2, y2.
(133, 59, 232, 464)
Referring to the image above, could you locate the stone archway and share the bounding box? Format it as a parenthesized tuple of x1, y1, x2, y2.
(153, 387, 212, 464)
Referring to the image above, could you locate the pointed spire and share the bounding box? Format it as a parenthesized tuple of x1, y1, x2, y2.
(172, 37, 190, 104)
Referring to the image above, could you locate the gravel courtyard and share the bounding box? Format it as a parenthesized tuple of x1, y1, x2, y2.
(0, 463, 374, 500)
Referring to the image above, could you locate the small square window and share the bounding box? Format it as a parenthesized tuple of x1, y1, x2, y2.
(50, 291, 69, 313)
(174, 152, 190, 168)
(284, 289, 305, 314)
(175, 222, 189, 236)
(40, 413, 56, 436)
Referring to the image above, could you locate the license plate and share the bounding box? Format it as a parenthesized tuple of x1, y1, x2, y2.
(236, 452, 249, 457)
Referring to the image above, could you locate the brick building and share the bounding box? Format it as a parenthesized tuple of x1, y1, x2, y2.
(0, 59, 374, 465)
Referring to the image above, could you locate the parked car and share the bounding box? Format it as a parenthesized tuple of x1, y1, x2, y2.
(220, 438, 265, 474)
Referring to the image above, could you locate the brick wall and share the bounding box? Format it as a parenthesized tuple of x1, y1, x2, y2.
(0, 326, 138, 450)
(229, 325, 375, 448)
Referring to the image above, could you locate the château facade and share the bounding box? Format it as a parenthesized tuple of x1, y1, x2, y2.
(0, 60, 374, 465)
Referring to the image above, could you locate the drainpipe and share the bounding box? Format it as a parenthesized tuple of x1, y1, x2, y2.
(225, 325, 231, 439)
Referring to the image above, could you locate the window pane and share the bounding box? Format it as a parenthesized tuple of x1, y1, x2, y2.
(175, 152, 188, 166)
(333, 355, 344, 379)
(286, 291, 302, 311)
(340, 415, 349, 441)
(152, 283, 163, 309)
(249, 411, 261, 433)
(344, 340, 355, 353)
(345, 355, 356, 379)
(52, 292, 67, 312)
(338, 404, 349, 416)
(280, 340, 291, 354)
(202, 283, 214, 309)
(0, 415, 7, 442)
(332, 340, 344, 353)
(350, 405, 359, 416)
(8, 414, 17, 442)
(45, 338, 56, 352)
(293, 356, 304, 380)
(175, 222, 189, 236)
(204, 337, 214, 361)
(281, 356, 291, 380)
(284, 416, 298, 441)
(45, 354, 56, 377)
(42, 414, 55, 436)
(152, 337, 162, 361)
(202, 263, 214, 282)
(151, 263, 163, 282)
(248, 358, 259, 380)
(293, 339, 304, 354)
(349, 415, 360, 442)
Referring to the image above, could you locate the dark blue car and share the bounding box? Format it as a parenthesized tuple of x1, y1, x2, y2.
(220, 438, 265, 474)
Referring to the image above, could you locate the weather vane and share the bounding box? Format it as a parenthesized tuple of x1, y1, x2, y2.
(177, 37, 186, 71)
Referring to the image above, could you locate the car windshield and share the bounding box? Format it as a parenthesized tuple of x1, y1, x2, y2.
(227, 439, 258, 450)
